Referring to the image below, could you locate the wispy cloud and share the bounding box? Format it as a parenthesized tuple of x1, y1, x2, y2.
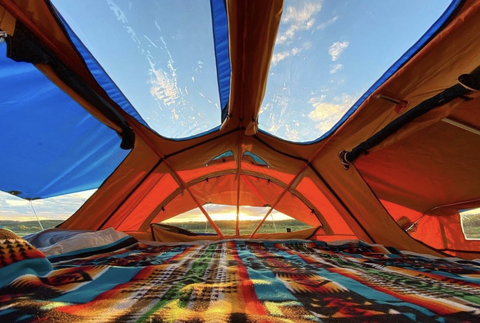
(148, 57, 179, 107)
(143, 35, 157, 48)
(107, 0, 142, 45)
(317, 15, 338, 30)
(328, 41, 349, 61)
(271, 42, 312, 66)
(271, 50, 291, 66)
(107, 0, 128, 23)
(329, 63, 343, 74)
(308, 94, 356, 133)
(276, 2, 322, 45)
(260, 92, 291, 135)
(285, 124, 300, 142)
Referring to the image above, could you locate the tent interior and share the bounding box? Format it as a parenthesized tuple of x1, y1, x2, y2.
(1, 0, 480, 321)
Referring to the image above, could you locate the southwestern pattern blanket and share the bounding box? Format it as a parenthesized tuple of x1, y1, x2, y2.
(0, 237, 479, 322)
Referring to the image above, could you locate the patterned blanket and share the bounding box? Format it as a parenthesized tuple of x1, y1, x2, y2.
(0, 237, 479, 322)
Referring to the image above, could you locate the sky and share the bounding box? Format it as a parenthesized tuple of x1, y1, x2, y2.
(1, 0, 453, 223)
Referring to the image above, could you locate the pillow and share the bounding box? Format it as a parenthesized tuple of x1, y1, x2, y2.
(37, 227, 129, 256)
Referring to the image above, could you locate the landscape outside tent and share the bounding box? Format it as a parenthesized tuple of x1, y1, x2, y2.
(460, 208, 480, 240)
(2, 0, 475, 237)
(161, 205, 313, 235)
(2, 185, 479, 240)
(0, 193, 313, 236)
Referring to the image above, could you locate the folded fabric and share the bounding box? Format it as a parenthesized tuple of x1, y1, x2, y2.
(0, 235, 53, 289)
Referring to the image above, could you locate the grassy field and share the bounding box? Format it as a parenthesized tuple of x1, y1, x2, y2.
(0, 219, 311, 237)
(163, 219, 313, 235)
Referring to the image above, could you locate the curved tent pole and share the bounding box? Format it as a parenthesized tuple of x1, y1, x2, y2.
(137, 170, 330, 233)
(164, 160, 224, 238)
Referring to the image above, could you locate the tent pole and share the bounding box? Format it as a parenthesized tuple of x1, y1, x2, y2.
(162, 158, 224, 238)
(235, 181, 241, 236)
(235, 131, 243, 237)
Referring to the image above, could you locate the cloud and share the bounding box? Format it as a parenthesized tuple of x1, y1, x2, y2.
(328, 41, 349, 61)
(317, 15, 338, 30)
(285, 125, 300, 142)
(308, 94, 356, 133)
(271, 50, 291, 66)
(282, 2, 322, 23)
(4, 198, 28, 207)
(143, 35, 157, 48)
(271, 44, 310, 66)
(329, 63, 343, 74)
(107, 0, 128, 23)
(148, 56, 179, 107)
(107, 0, 142, 45)
(261, 93, 290, 135)
(0, 190, 96, 221)
(276, 2, 322, 45)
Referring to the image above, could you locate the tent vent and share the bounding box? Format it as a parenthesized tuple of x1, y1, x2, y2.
(243, 151, 268, 167)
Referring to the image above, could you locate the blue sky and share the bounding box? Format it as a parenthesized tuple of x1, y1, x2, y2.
(1, 0, 453, 222)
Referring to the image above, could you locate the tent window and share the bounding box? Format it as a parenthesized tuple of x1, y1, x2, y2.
(161, 203, 313, 236)
(242, 151, 268, 167)
(52, 0, 223, 139)
(459, 208, 480, 240)
(207, 151, 234, 165)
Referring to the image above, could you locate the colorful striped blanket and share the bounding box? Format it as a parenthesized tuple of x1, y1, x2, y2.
(0, 237, 479, 322)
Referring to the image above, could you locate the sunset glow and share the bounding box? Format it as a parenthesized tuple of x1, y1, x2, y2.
(163, 205, 292, 223)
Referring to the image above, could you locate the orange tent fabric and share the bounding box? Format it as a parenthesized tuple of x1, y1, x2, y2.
(2, 0, 480, 259)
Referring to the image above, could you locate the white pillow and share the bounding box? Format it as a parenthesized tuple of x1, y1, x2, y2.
(39, 227, 128, 256)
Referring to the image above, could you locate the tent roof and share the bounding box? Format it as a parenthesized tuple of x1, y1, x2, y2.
(1, 0, 480, 258)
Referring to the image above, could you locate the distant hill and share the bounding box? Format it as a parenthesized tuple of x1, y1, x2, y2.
(0, 220, 63, 236)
